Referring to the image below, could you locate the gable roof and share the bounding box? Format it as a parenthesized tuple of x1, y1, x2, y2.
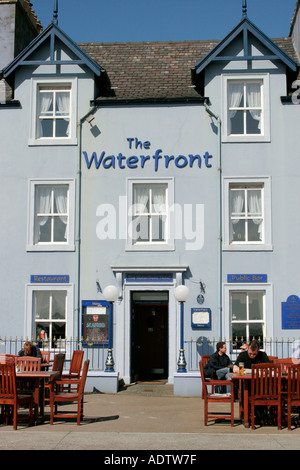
(194, 15, 298, 76)
(2, 21, 105, 82)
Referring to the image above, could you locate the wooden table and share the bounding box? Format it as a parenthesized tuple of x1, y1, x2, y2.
(232, 372, 252, 427)
(16, 371, 59, 421)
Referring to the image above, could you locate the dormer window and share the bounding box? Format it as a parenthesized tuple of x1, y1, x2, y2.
(29, 78, 77, 146)
(38, 85, 71, 138)
(228, 80, 262, 135)
(222, 74, 270, 143)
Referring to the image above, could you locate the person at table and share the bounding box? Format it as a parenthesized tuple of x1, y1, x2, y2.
(233, 339, 270, 372)
(18, 341, 42, 359)
(240, 342, 248, 352)
(203, 341, 233, 383)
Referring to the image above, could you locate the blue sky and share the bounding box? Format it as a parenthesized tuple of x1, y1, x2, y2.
(32, 0, 297, 43)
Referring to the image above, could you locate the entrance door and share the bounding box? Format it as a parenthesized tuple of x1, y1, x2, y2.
(131, 292, 168, 382)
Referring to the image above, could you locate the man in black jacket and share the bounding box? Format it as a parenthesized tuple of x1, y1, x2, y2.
(203, 341, 233, 381)
(233, 339, 270, 372)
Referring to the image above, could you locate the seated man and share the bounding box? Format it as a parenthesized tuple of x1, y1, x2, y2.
(18, 341, 42, 359)
(203, 342, 233, 392)
(233, 339, 270, 372)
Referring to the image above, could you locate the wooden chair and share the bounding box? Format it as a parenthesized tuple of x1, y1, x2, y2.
(199, 360, 235, 426)
(249, 363, 282, 429)
(44, 353, 65, 403)
(16, 356, 41, 371)
(268, 356, 278, 362)
(0, 359, 33, 430)
(41, 351, 50, 364)
(287, 364, 300, 430)
(60, 350, 84, 391)
(273, 358, 294, 373)
(50, 359, 90, 425)
(0, 354, 17, 363)
(201, 355, 211, 398)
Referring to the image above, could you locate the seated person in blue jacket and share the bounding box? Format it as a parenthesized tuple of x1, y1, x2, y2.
(18, 341, 42, 359)
(203, 342, 233, 392)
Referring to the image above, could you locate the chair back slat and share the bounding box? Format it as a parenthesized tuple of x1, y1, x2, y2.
(41, 351, 50, 363)
(0, 362, 16, 397)
(78, 360, 90, 395)
(288, 364, 300, 399)
(201, 355, 211, 366)
(199, 360, 208, 398)
(16, 357, 41, 372)
(69, 350, 84, 376)
(273, 358, 294, 373)
(52, 353, 65, 377)
(0, 355, 17, 364)
(251, 363, 281, 399)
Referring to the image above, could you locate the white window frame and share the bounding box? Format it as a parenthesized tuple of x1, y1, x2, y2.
(29, 78, 77, 146)
(223, 283, 273, 344)
(222, 74, 270, 143)
(27, 179, 76, 252)
(223, 177, 272, 251)
(126, 177, 174, 251)
(25, 283, 74, 346)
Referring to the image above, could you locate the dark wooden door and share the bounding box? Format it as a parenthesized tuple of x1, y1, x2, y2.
(131, 302, 168, 381)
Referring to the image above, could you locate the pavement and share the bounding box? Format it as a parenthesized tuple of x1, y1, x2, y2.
(1, 382, 300, 452)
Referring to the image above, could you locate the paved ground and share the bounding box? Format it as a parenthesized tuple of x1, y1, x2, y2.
(1, 382, 300, 451)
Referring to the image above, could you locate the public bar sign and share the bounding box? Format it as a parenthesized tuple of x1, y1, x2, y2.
(282, 295, 300, 329)
(227, 274, 267, 283)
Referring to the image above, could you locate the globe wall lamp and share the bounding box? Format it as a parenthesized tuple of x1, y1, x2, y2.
(174, 285, 190, 373)
(103, 285, 119, 372)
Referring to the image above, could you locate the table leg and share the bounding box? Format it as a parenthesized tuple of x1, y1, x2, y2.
(243, 386, 250, 428)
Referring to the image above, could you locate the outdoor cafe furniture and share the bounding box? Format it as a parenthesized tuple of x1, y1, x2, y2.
(60, 350, 84, 391)
(50, 359, 90, 425)
(199, 360, 235, 426)
(287, 363, 300, 430)
(0, 359, 34, 430)
(15, 361, 61, 422)
(44, 353, 65, 403)
(41, 351, 51, 370)
(16, 356, 41, 372)
(249, 363, 282, 430)
(233, 361, 291, 428)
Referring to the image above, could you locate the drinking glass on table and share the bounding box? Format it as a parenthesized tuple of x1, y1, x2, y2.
(239, 362, 244, 375)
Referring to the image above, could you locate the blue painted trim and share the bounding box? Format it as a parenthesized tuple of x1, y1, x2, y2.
(3, 23, 104, 79)
(195, 17, 298, 75)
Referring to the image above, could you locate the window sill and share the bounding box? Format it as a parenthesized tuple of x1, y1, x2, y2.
(126, 244, 175, 252)
(27, 244, 75, 252)
(223, 244, 273, 252)
(28, 138, 77, 146)
(222, 134, 270, 143)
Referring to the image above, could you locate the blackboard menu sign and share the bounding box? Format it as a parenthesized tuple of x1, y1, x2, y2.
(282, 295, 300, 329)
(82, 301, 109, 343)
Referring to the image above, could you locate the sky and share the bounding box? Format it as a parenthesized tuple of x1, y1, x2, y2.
(32, 0, 297, 44)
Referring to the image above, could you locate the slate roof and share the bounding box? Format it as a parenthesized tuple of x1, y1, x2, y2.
(79, 36, 299, 101)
